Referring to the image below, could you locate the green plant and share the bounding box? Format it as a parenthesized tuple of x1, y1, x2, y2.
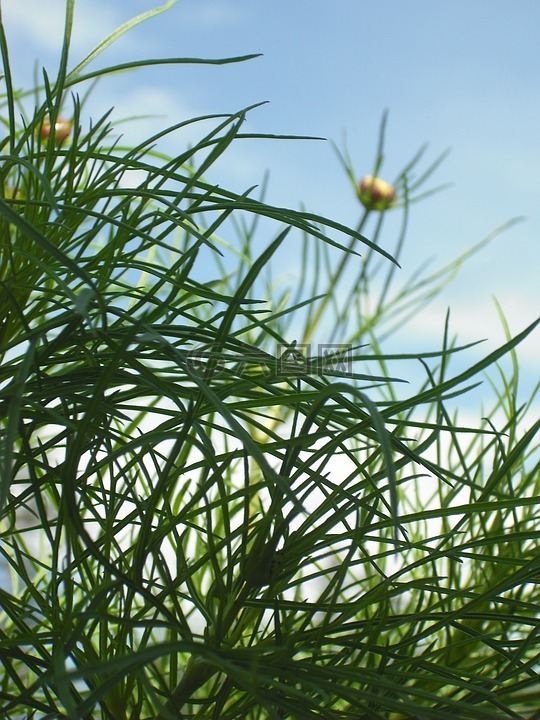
(0, 2, 539, 719)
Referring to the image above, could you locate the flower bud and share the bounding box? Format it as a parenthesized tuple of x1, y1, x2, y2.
(39, 117, 72, 145)
(357, 174, 396, 211)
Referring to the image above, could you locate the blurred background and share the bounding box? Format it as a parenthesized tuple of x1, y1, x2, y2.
(3, 0, 539, 396)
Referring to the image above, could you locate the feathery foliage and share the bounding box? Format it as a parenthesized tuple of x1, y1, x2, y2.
(0, 2, 539, 719)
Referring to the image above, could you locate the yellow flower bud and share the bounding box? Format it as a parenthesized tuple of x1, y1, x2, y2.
(357, 174, 396, 211)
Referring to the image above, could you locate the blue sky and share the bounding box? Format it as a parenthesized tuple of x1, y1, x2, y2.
(3, 0, 539, 397)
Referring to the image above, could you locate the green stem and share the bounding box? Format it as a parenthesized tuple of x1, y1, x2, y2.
(303, 210, 369, 343)
(153, 656, 218, 720)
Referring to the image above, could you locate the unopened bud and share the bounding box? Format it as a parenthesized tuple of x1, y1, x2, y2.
(39, 117, 72, 145)
(357, 175, 396, 211)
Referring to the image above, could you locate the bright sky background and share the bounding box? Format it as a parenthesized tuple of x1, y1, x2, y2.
(3, 0, 539, 404)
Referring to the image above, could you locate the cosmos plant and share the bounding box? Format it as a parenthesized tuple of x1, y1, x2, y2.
(0, 2, 539, 719)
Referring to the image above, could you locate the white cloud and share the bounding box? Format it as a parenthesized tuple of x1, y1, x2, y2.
(88, 84, 203, 146)
(1, 0, 160, 77)
(0, 0, 250, 62)
(2, 0, 66, 54)
(399, 291, 539, 366)
(3, 0, 116, 54)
